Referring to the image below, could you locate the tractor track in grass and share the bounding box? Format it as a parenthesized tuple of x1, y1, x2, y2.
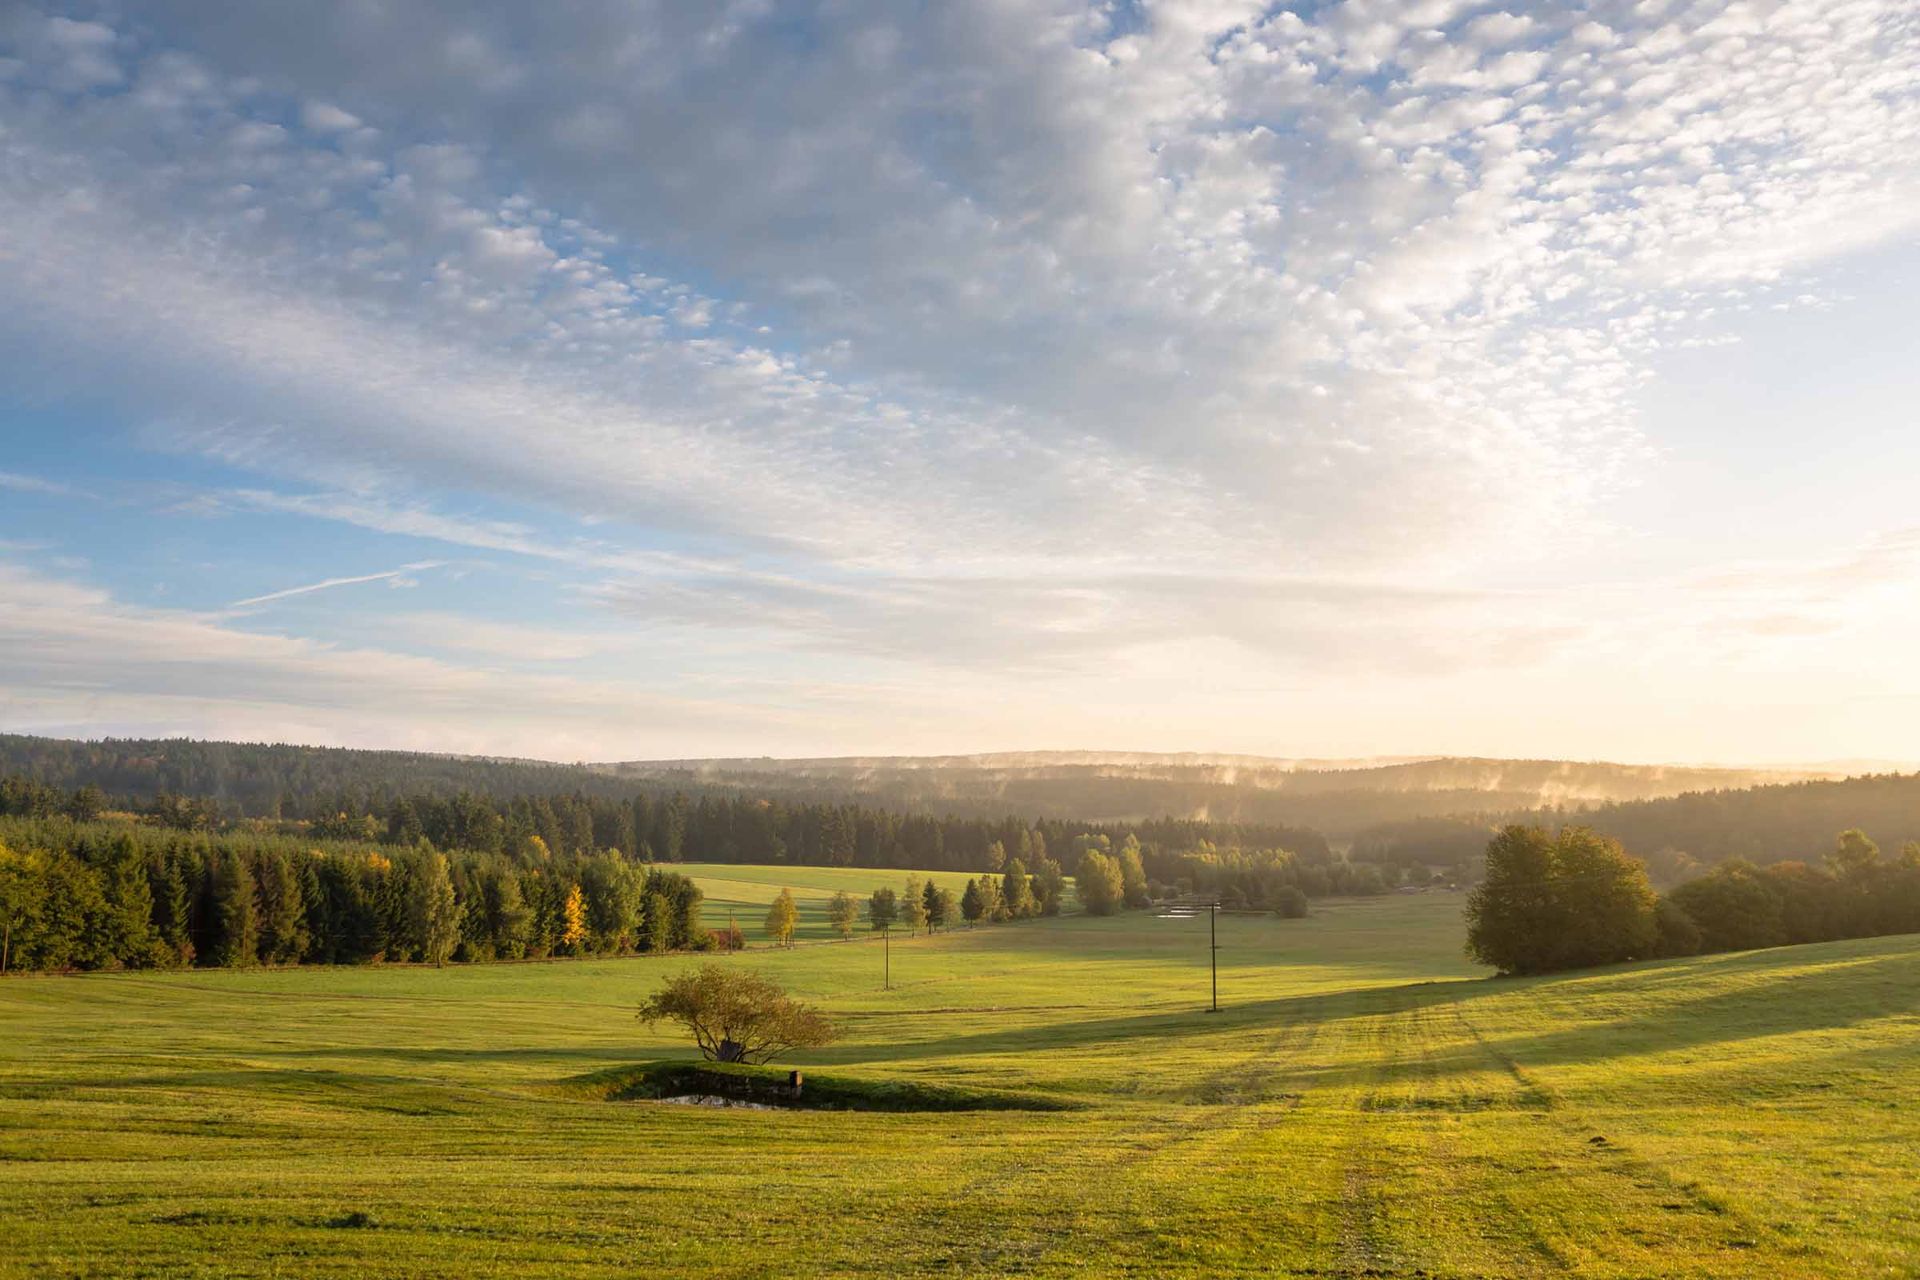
(1441, 1000, 1782, 1270)
(1007, 1011, 1327, 1276)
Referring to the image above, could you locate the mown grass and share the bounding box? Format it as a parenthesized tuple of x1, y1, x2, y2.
(675, 861, 987, 941)
(3, 889, 1918, 1277)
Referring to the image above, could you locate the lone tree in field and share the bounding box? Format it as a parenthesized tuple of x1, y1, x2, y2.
(764, 888, 798, 948)
(1465, 825, 1657, 975)
(637, 964, 836, 1064)
(826, 890, 857, 940)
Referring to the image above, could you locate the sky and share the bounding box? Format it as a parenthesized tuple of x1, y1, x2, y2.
(1, 0, 1917, 766)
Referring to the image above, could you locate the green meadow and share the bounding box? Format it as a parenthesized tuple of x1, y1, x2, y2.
(673, 862, 988, 940)
(4, 887, 1919, 1278)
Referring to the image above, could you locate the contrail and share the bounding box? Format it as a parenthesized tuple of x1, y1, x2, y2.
(227, 561, 444, 609)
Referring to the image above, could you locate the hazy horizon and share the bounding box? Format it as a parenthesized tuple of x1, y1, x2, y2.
(4, 3, 1917, 764)
(9, 728, 1915, 779)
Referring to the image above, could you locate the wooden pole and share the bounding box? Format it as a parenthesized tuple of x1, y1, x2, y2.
(1209, 901, 1218, 1013)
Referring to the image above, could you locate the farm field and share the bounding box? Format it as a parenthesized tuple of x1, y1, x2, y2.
(675, 862, 989, 940)
(4, 889, 1920, 1278)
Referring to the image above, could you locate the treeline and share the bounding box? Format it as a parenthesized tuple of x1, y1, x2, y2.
(1466, 824, 1920, 975)
(1362, 774, 1920, 879)
(0, 734, 642, 816)
(997, 833, 1388, 916)
(16, 732, 1773, 840)
(1552, 774, 1920, 869)
(0, 817, 705, 974)
(0, 758, 1334, 877)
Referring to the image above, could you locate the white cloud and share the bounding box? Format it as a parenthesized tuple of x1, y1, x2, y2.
(298, 99, 360, 133)
(1, 2, 1917, 756)
(0, 470, 81, 496)
(0, 559, 825, 758)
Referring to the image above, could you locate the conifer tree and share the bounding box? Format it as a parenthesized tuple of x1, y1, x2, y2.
(157, 852, 197, 965)
(926, 883, 955, 932)
(101, 839, 158, 968)
(255, 850, 308, 965)
(211, 853, 258, 967)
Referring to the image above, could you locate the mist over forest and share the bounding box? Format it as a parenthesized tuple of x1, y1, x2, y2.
(5, 734, 1912, 878)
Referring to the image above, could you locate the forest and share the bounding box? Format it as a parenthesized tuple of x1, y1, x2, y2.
(1466, 824, 1920, 975)
(0, 735, 1819, 837)
(0, 769, 1393, 973)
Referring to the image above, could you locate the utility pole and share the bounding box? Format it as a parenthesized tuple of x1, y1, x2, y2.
(883, 924, 891, 990)
(1208, 900, 1219, 1013)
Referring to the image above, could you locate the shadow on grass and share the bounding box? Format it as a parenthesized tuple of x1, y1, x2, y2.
(814, 941, 1920, 1087)
(564, 1060, 1080, 1112)
(100, 935, 1920, 1108)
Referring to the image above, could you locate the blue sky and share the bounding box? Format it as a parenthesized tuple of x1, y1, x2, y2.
(2, 0, 1918, 764)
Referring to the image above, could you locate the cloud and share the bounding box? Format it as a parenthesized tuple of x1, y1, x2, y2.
(8, 0, 1908, 589)
(1, 3, 1917, 758)
(0, 559, 820, 758)
(0, 470, 83, 497)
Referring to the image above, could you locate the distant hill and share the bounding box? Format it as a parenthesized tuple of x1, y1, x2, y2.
(0, 734, 1863, 843)
(604, 752, 1834, 832)
(1540, 772, 1920, 869)
(1353, 771, 1920, 880)
(0, 734, 633, 816)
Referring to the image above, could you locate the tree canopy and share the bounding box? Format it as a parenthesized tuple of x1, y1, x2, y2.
(1465, 825, 1657, 975)
(637, 965, 836, 1064)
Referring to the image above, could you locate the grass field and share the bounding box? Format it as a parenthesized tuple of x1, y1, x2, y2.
(4, 887, 1919, 1277)
(674, 862, 988, 941)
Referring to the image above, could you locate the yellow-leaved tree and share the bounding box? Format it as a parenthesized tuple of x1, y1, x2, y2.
(764, 888, 798, 948)
(561, 883, 589, 953)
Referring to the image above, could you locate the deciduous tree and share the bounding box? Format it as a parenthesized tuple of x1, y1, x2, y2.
(1465, 825, 1657, 975)
(826, 890, 857, 940)
(1075, 850, 1124, 916)
(637, 964, 836, 1064)
(765, 887, 798, 947)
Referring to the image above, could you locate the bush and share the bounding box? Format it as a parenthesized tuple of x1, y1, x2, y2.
(1273, 885, 1309, 919)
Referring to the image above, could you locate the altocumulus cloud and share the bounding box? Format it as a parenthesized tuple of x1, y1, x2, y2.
(1, 1, 1918, 755)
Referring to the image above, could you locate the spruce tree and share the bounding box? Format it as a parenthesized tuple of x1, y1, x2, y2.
(211, 853, 258, 967)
